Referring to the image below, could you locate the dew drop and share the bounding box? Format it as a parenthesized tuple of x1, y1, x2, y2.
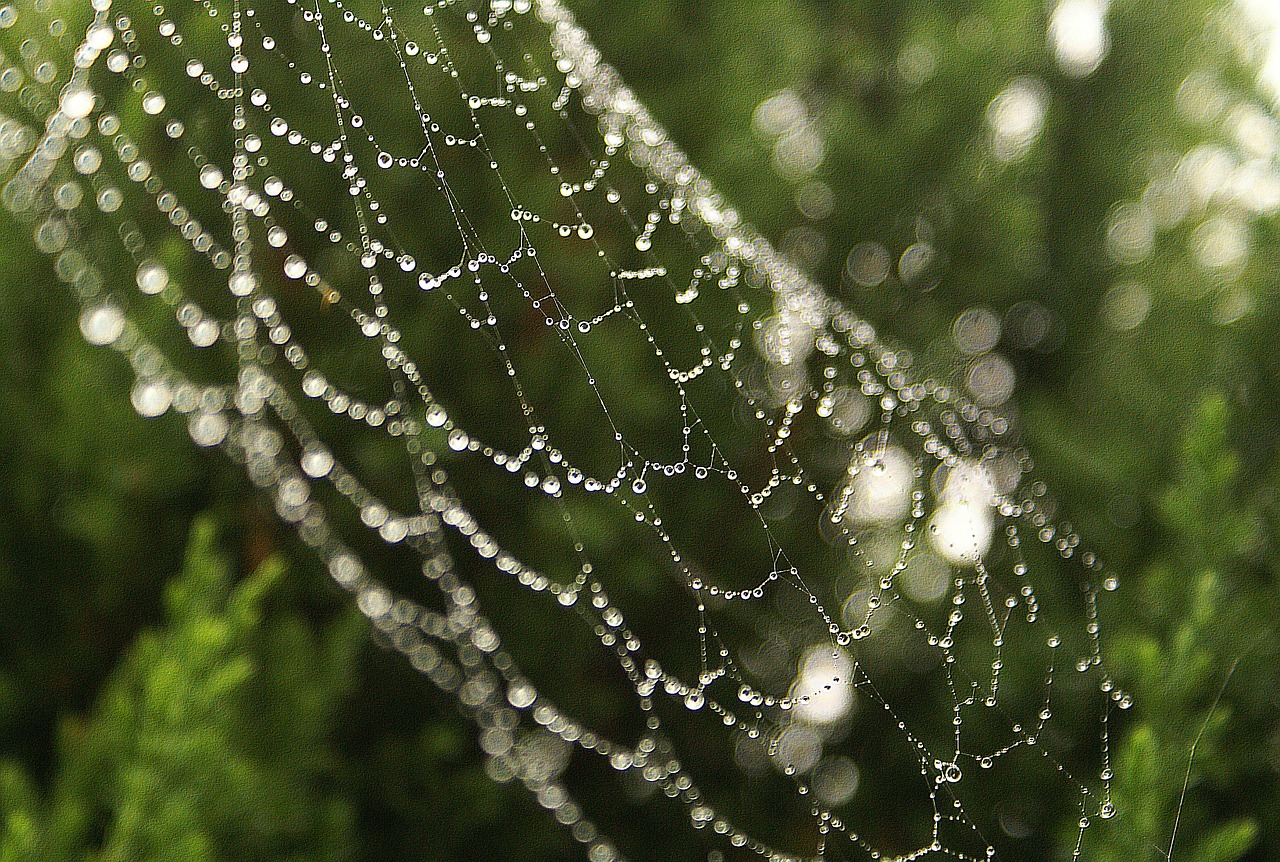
(188, 411, 228, 447)
(79, 303, 125, 345)
(229, 272, 258, 296)
(97, 187, 122, 212)
(141, 91, 166, 115)
(86, 23, 113, 49)
(301, 448, 334, 478)
(188, 319, 219, 347)
(60, 87, 95, 119)
(131, 379, 172, 418)
(73, 146, 102, 174)
(136, 260, 169, 295)
(199, 164, 224, 189)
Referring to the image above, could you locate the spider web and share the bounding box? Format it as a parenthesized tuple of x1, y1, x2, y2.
(0, 0, 1132, 859)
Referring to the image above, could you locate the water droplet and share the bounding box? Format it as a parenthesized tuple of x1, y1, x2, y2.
(188, 320, 219, 347)
(73, 146, 102, 174)
(229, 272, 258, 296)
(97, 187, 122, 212)
(301, 448, 334, 478)
(131, 379, 172, 418)
(199, 164, 224, 190)
(79, 303, 125, 345)
(86, 23, 113, 49)
(54, 181, 83, 210)
(60, 87, 95, 119)
(136, 260, 169, 295)
(141, 91, 166, 115)
(188, 411, 228, 447)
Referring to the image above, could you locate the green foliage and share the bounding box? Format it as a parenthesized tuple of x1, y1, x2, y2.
(1088, 394, 1277, 862)
(0, 517, 364, 862)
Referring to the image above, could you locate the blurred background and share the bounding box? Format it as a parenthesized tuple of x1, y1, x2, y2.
(1, 0, 1279, 860)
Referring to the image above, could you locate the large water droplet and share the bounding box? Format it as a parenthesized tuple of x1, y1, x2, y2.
(79, 303, 125, 345)
(60, 87, 95, 119)
(136, 260, 169, 295)
(188, 411, 228, 447)
(131, 379, 172, 418)
(141, 91, 166, 115)
(199, 164, 224, 190)
(301, 448, 335, 478)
